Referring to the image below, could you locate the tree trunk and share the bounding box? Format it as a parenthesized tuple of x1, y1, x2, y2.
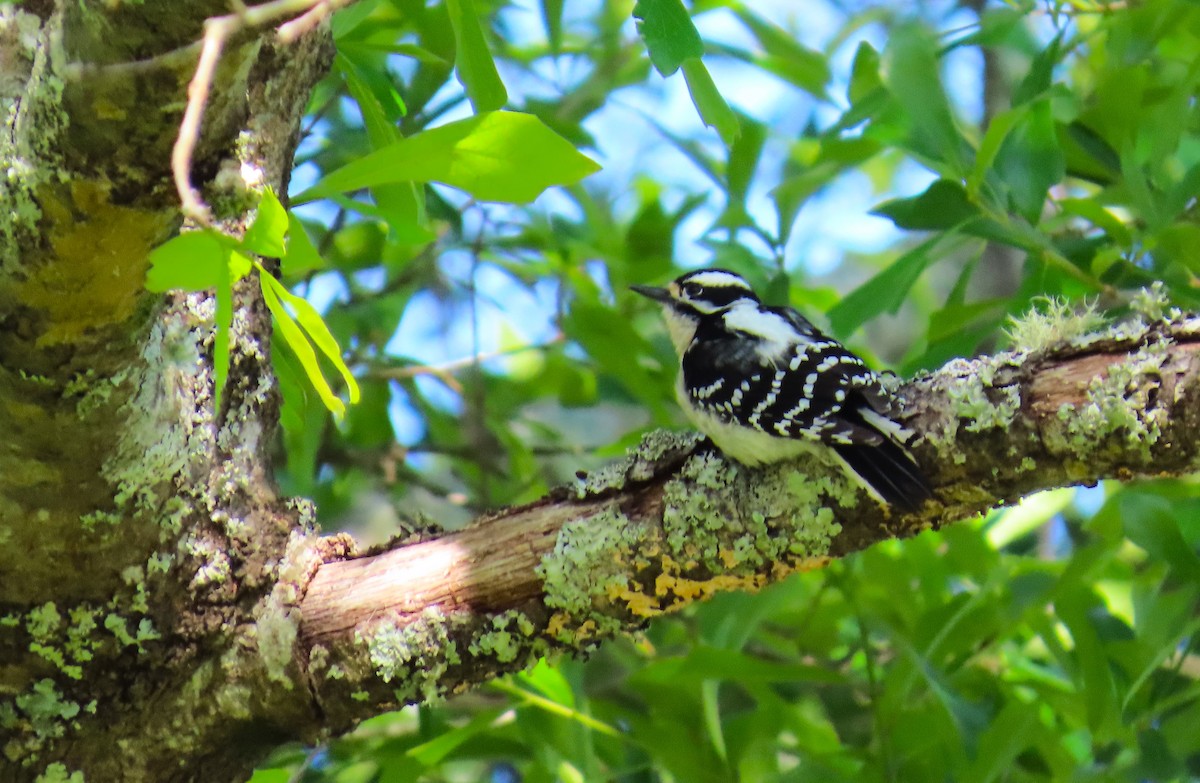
(2, 3, 331, 779)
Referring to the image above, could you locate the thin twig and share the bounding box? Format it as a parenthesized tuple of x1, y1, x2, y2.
(62, 40, 205, 81)
(397, 364, 463, 394)
(278, 0, 334, 43)
(368, 336, 564, 384)
(168, 0, 359, 223)
(173, 17, 232, 225)
(489, 680, 624, 739)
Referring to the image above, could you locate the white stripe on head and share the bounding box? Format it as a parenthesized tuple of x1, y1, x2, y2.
(679, 270, 752, 290)
(674, 269, 758, 315)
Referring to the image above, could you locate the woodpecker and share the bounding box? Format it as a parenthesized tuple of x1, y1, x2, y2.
(632, 268, 932, 510)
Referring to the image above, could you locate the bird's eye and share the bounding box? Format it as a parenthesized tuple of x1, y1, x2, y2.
(682, 283, 702, 298)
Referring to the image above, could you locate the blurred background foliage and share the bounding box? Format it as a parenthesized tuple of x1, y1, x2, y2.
(255, 0, 1200, 779)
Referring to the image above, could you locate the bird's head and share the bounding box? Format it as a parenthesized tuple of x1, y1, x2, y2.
(632, 269, 759, 354)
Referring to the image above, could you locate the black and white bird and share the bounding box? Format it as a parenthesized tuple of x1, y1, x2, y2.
(632, 268, 932, 511)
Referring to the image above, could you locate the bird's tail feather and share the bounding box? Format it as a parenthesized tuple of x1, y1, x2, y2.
(833, 437, 932, 512)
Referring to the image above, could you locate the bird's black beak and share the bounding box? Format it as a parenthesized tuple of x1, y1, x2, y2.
(630, 284, 672, 304)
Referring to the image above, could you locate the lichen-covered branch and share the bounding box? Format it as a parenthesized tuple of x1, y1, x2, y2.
(298, 307, 1200, 735)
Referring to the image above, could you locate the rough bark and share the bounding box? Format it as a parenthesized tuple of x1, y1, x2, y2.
(3, 3, 1200, 783)
(2, 2, 332, 780)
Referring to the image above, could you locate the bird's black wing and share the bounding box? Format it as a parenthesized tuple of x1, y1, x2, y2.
(681, 313, 886, 445)
(682, 308, 933, 509)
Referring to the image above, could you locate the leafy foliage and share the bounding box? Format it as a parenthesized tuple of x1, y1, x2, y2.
(243, 0, 1200, 779)
(294, 111, 599, 204)
(146, 190, 358, 413)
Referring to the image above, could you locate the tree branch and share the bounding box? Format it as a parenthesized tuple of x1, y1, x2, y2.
(297, 313, 1200, 733)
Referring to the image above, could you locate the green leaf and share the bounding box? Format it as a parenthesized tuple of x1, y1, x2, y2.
(273, 337, 325, 498)
(994, 99, 1064, 223)
(912, 298, 1003, 373)
(338, 52, 434, 244)
(445, 0, 508, 112)
(680, 58, 740, 146)
(1120, 494, 1200, 583)
(245, 769, 291, 783)
(241, 188, 288, 258)
(962, 213, 1055, 257)
(145, 231, 229, 292)
(967, 105, 1028, 198)
(772, 138, 880, 245)
(407, 707, 507, 766)
(872, 179, 979, 231)
(1154, 222, 1200, 273)
(882, 22, 966, 175)
(295, 111, 600, 205)
(281, 212, 326, 278)
(1058, 197, 1132, 247)
(330, 0, 379, 39)
(1163, 161, 1200, 223)
(962, 701, 1039, 783)
(947, 5, 1024, 49)
(626, 191, 700, 279)
(726, 114, 766, 203)
(337, 52, 401, 149)
(227, 249, 251, 281)
(828, 234, 967, 337)
(637, 647, 842, 685)
(342, 372, 394, 450)
(731, 8, 829, 98)
(260, 278, 344, 416)
(338, 41, 450, 67)
(1081, 62, 1147, 155)
(1013, 32, 1063, 105)
(1060, 121, 1120, 184)
(926, 298, 1004, 347)
(213, 254, 234, 410)
(517, 659, 575, 707)
(1056, 589, 1121, 735)
(258, 266, 361, 407)
(146, 229, 256, 411)
(566, 298, 665, 415)
(848, 40, 882, 104)
(701, 680, 727, 761)
(633, 0, 703, 76)
(490, 679, 620, 737)
(257, 265, 360, 416)
(985, 489, 1075, 549)
(1120, 141, 1162, 229)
